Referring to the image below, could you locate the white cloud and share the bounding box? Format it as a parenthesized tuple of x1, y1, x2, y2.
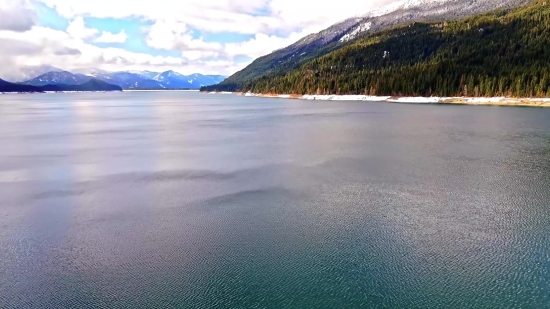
(0, 0, 36, 32)
(66, 17, 98, 40)
(38, 0, 276, 34)
(224, 30, 312, 59)
(38, 0, 389, 34)
(145, 20, 223, 52)
(267, 0, 391, 30)
(144, 20, 320, 62)
(181, 50, 221, 61)
(37, 0, 395, 69)
(0, 24, 242, 81)
(95, 29, 128, 43)
(0, 0, 403, 79)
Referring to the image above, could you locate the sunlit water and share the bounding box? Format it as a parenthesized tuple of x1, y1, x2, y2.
(0, 91, 549, 308)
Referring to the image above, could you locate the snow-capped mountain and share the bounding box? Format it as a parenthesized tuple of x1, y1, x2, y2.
(301, 0, 531, 50)
(152, 70, 190, 88)
(126, 70, 159, 80)
(93, 72, 165, 89)
(186, 74, 226, 87)
(11, 68, 226, 90)
(153, 71, 226, 88)
(345, 0, 532, 40)
(21, 71, 92, 86)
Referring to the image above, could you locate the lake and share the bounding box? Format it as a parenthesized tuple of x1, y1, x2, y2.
(0, 91, 549, 308)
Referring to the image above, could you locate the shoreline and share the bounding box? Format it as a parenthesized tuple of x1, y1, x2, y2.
(203, 92, 550, 107)
(124, 89, 200, 92)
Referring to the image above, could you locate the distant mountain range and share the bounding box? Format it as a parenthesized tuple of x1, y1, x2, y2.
(7, 68, 226, 91)
(92, 71, 164, 89)
(125, 70, 160, 80)
(150, 70, 225, 89)
(0, 67, 226, 93)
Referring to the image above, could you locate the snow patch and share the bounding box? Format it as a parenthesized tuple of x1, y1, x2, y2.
(340, 22, 372, 42)
(303, 95, 390, 101)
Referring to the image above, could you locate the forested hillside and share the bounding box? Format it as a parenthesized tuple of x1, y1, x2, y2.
(0, 79, 42, 93)
(201, 0, 531, 93)
(242, 0, 550, 97)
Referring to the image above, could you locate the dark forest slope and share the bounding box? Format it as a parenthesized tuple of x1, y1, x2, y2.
(41, 79, 122, 92)
(243, 1, 550, 97)
(202, 0, 531, 92)
(0, 79, 42, 93)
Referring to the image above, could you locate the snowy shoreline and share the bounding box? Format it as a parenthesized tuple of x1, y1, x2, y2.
(206, 91, 234, 95)
(214, 92, 550, 107)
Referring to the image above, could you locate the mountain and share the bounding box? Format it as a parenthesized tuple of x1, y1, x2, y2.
(11, 65, 65, 83)
(126, 70, 159, 80)
(8, 68, 225, 90)
(93, 72, 165, 89)
(152, 71, 225, 88)
(187, 74, 226, 87)
(202, 0, 531, 92)
(22, 71, 92, 86)
(41, 79, 122, 92)
(153, 70, 193, 88)
(0, 78, 43, 93)
(242, 0, 550, 98)
(91, 70, 225, 89)
(1, 76, 121, 93)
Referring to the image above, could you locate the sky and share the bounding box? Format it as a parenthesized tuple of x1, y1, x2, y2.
(0, 0, 396, 79)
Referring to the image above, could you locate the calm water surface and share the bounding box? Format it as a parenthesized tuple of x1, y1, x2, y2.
(0, 91, 549, 308)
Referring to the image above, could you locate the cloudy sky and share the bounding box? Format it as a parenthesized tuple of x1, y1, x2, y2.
(0, 0, 394, 79)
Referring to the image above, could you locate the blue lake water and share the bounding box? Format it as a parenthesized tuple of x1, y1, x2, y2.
(0, 91, 549, 308)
